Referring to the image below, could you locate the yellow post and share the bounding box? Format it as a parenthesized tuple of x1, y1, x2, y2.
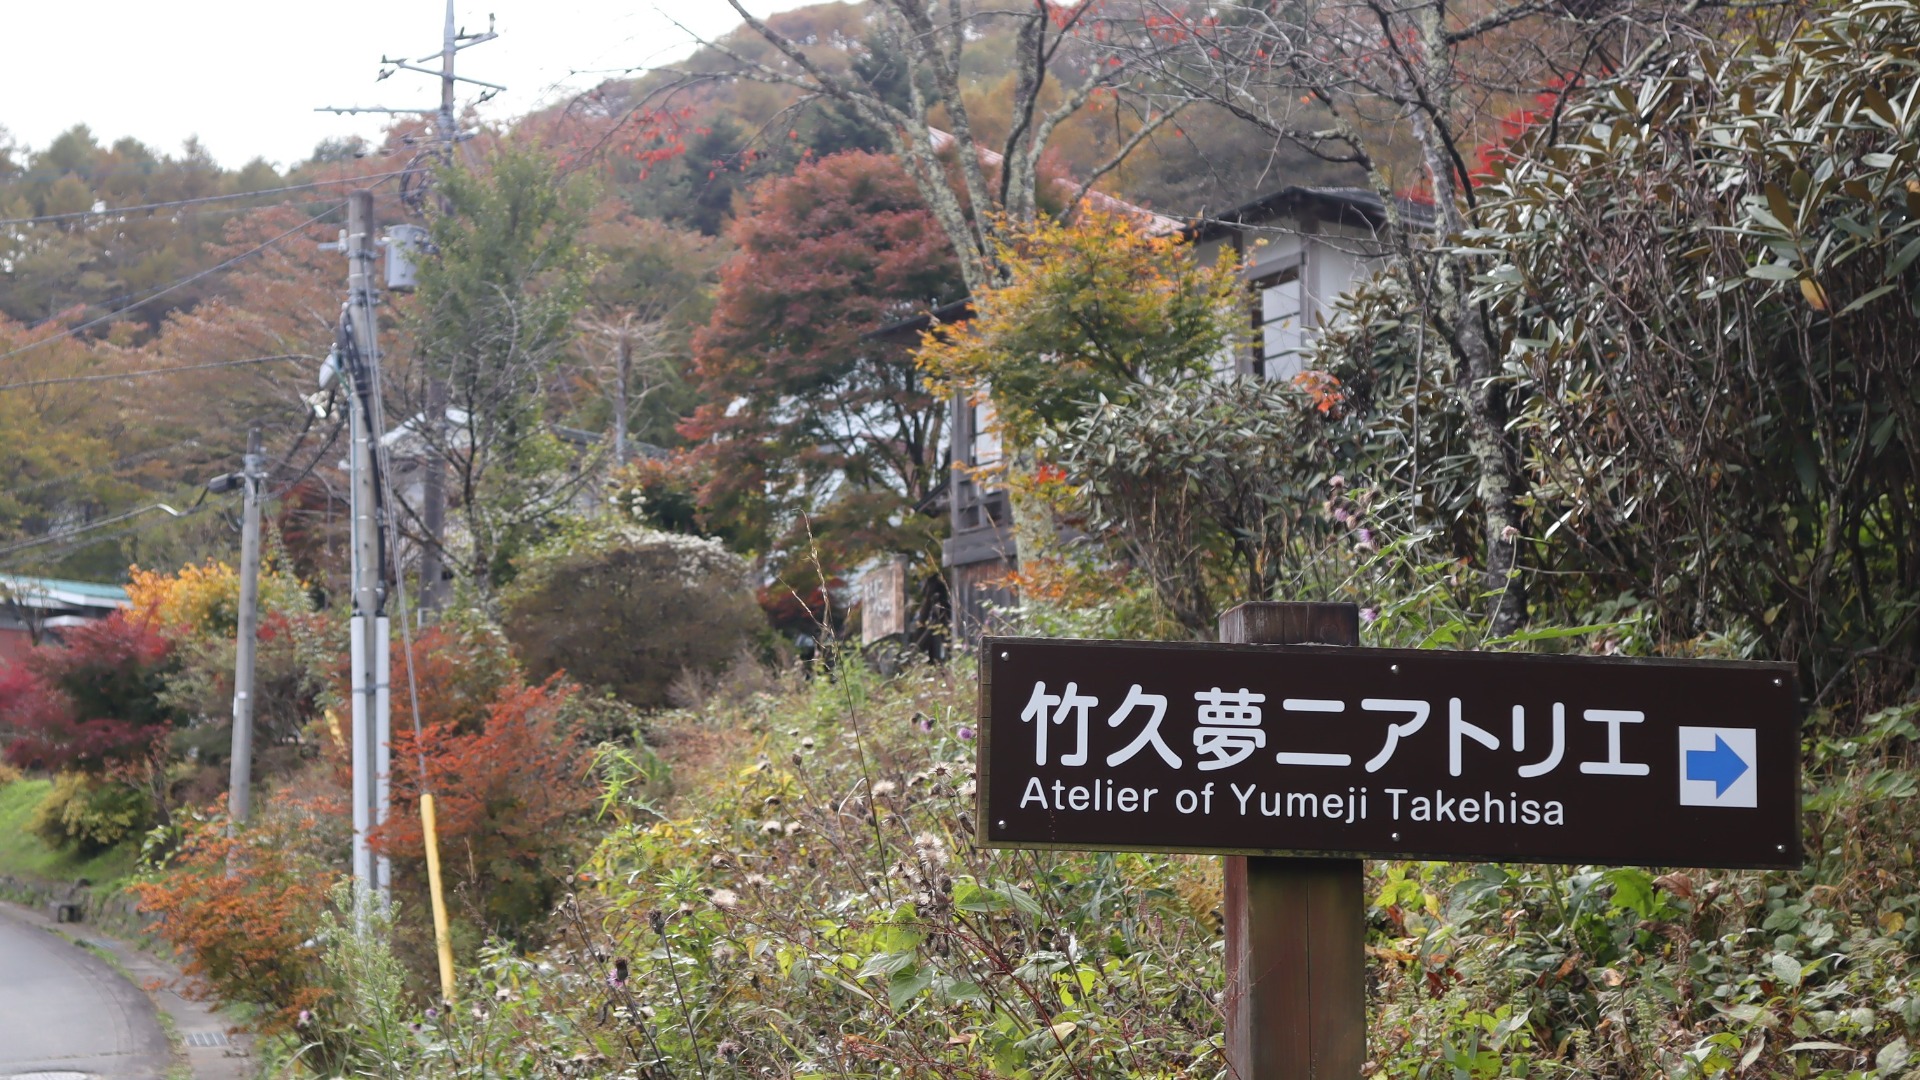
(420, 793, 457, 1003)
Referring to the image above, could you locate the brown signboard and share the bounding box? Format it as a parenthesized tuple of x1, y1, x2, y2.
(978, 637, 1802, 869)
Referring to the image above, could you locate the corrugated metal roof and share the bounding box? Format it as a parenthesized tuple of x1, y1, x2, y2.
(0, 574, 130, 610)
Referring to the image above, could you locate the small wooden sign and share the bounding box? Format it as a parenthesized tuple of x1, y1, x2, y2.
(859, 556, 910, 645)
(978, 637, 1801, 869)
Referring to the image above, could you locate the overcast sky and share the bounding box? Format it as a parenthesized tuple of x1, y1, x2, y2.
(2, 0, 814, 170)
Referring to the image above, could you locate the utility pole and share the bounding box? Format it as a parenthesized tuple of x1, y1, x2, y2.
(226, 429, 266, 825)
(319, 1, 501, 615)
(343, 190, 392, 922)
(613, 317, 631, 463)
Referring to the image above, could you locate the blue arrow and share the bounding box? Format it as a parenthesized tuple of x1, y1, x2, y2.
(1687, 736, 1749, 797)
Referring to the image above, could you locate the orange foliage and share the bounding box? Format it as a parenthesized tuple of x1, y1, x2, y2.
(128, 796, 344, 1035)
(374, 674, 595, 933)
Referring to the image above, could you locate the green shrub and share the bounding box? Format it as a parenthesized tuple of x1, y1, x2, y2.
(29, 772, 150, 854)
(500, 522, 764, 709)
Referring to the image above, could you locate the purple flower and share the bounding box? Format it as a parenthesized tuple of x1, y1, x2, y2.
(957, 726, 976, 741)
(1357, 528, 1373, 544)
(425, 1007, 438, 1020)
(916, 716, 934, 733)
(1360, 607, 1379, 624)
(297, 1009, 312, 1028)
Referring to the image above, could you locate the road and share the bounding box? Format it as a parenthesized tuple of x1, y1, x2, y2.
(0, 903, 171, 1079)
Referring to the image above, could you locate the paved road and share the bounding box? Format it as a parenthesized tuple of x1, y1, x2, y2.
(0, 903, 170, 1079)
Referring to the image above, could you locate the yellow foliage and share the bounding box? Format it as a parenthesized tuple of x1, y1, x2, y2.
(916, 210, 1242, 448)
(128, 560, 237, 631)
(127, 557, 309, 639)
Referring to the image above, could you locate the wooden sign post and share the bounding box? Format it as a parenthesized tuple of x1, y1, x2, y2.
(1219, 602, 1365, 1079)
(975, 603, 1802, 1078)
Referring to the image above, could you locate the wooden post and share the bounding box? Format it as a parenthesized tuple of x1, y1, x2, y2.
(1218, 601, 1366, 1079)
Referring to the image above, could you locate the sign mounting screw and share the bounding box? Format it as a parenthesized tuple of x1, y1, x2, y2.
(1000, 651, 1009, 660)
(996, 820, 1007, 830)
(1390, 664, 1400, 674)
(1777, 844, 1786, 852)
(1391, 832, 1400, 841)
(1773, 677, 1784, 686)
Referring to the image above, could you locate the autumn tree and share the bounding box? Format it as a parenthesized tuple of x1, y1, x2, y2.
(917, 210, 1242, 448)
(665, 2, 1185, 295)
(0, 609, 181, 774)
(683, 150, 965, 583)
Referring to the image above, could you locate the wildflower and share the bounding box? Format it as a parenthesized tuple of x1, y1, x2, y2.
(800, 737, 816, 750)
(1329, 474, 1347, 488)
(957, 726, 976, 741)
(495, 986, 512, 1001)
(745, 873, 768, 889)
(297, 1009, 312, 1028)
(1501, 524, 1521, 541)
(784, 820, 802, 836)
(932, 762, 951, 778)
(913, 832, 950, 866)
(709, 888, 740, 909)
(913, 712, 933, 732)
(871, 780, 899, 797)
(1360, 606, 1379, 624)
(425, 1007, 438, 1020)
(762, 819, 783, 835)
(960, 780, 977, 798)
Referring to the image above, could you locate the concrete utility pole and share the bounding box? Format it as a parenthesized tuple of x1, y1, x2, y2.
(343, 190, 393, 921)
(318, 1, 500, 616)
(613, 319, 632, 463)
(226, 429, 266, 826)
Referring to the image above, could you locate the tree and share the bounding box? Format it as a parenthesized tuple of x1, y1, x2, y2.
(916, 209, 1243, 449)
(399, 147, 596, 590)
(0, 609, 180, 775)
(1470, 0, 1920, 716)
(570, 208, 724, 453)
(682, 150, 965, 581)
(377, 675, 597, 936)
(1106, 0, 1727, 633)
(669, 2, 1184, 295)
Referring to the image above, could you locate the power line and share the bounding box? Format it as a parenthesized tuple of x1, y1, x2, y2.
(0, 172, 410, 227)
(0, 496, 205, 559)
(0, 354, 311, 393)
(0, 207, 342, 365)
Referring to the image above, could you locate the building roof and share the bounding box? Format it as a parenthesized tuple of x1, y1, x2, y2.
(0, 574, 130, 612)
(1185, 186, 1436, 241)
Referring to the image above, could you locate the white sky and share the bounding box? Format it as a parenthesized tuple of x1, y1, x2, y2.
(1, 0, 815, 170)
